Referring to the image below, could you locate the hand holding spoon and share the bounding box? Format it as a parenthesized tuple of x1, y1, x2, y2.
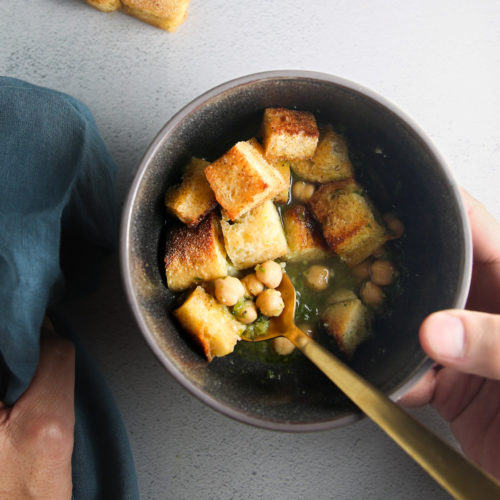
(241, 274, 500, 500)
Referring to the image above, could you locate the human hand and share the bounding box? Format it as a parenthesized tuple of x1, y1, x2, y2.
(0, 321, 75, 500)
(400, 189, 500, 479)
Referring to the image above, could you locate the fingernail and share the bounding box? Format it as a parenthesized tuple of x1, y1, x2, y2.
(428, 314, 465, 359)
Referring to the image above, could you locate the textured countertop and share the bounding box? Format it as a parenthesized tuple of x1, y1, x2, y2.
(2, 1, 500, 498)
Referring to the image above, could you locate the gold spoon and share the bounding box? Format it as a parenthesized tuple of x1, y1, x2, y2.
(241, 274, 500, 500)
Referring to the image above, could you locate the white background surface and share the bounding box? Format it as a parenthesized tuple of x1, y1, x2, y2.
(2, 1, 500, 498)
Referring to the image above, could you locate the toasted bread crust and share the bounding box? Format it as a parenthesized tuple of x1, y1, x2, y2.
(290, 126, 354, 183)
(204, 140, 286, 221)
(262, 108, 319, 160)
(282, 205, 330, 262)
(164, 211, 228, 291)
(174, 286, 244, 361)
(165, 157, 217, 227)
(86, 0, 121, 11)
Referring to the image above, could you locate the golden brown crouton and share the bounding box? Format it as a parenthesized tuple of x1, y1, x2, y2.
(86, 0, 121, 11)
(204, 140, 286, 221)
(164, 211, 228, 292)
(290, 126, 354, 183)
(121, 0, 189, 31)
(309, 180, 387, 267)
(261, 108, 319, 160)
(321, 297, 369, 357)
(174, 286, 245, 361)
(164, 157, 217, 227)
(269, 159, 291, 203)
(282, 205, 330, 262)
(220, 200, 289, 270)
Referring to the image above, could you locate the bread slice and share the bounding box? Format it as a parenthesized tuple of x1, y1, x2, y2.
(220, 200, 288, 270)
(321, 298, 369, 357)
(164, 211, 228, 291)
(86, 0, 121, 11)
(282, 205, 330, 262)
(261, 108, 319, 160)
(268, 158, 291, 203)
(174, 286, 244, 361)
(309, 180, 387, 267)
(290, 125, 354, 183)
(120, 0, 189, 31)
(165, 157, 217, 227)
(204, 140, 286, 221)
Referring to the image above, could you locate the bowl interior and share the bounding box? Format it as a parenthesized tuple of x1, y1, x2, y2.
(122, 73, 469, 430)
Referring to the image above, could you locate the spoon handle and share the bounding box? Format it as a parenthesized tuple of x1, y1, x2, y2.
(287, 326, 500, 500)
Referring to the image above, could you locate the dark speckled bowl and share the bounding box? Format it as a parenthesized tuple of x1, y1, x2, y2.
(120, 71, 472, 431)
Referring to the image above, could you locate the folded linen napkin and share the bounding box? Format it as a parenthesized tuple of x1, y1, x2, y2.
(0, 77, 139, 500)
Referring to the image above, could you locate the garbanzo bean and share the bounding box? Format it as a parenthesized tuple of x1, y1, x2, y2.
(360, 280, 385, 306)
(214, 276, 246, 306)
(233, 300, 258, 324)
(271, 337, 295, 356)
(304, 264, 330, 291)
(255, 260, 283, 289)
(383, 212, 405, 240)
(292, 181, 315, 203)
(241, 273, 264, 297)
(256, 289, 284, 317)
(351, 260, 371, 280)
(370, 259, 398, 286)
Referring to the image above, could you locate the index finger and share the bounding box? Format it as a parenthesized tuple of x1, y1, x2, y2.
(460, 188, 500, 265)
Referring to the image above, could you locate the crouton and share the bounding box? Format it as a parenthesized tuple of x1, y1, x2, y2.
(121, 0, 190, 31)
(220, 200, 288, 270)
(174, 286, 245, 361)
(164, 211, 228, 292)
(308, 180, 387, 266)
(204, 140, 286, 221)
(86, 0, 121, 11)
(164, 157, 217, 227)
(308, 178, 360, 223)
(282, 205, 330, 262)
(290, 125, 354, 183)
(261, 108, 319, 160)
(321, 297, 369, 357)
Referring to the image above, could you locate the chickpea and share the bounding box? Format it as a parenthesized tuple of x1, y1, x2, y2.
(255, 260, 283, 289)
(233, 300, 258, 325)
(383, 212, 405, 240)
(351, 260, 371, 280)
(304, 264, 330, 291)
(241, 273, 264, 297)
(360, 280, 386, 306)
(256, 289, 285, 317)
(272, 337, 295, 356)
(370, 259, 398, 286)
(214, 276, 246, 306)
(372, 246, 386, 259)
(292, 181, 315, 203)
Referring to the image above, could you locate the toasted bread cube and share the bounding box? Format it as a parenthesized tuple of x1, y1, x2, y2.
(321, 298, 369, 357)
(290, 126, 354, 183)
(261, 108, 319, 160)
(282, 205, 330, 262)
(121, 0, 190, 31)
(86, 0, 121, 12)
(164, 212, 228, 292)
(164, 157, 217, 227)
(269, 159, 291, 203)
(309, 180, 387, 267)
(220, 200, 288, 270)
(174, 286, 244, 361)
(308, 178, 359, 223)
(204, 140, 286, 221)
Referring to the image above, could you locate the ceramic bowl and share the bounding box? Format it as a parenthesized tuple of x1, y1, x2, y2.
(120, 71, 472, 431)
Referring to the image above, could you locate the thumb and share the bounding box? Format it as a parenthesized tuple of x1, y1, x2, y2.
(419, 310, 500, 379)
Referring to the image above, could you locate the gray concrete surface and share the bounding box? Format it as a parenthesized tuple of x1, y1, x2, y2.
(2, 1, 500, 498)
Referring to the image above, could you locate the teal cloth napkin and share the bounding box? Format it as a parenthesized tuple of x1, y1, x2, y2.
(0, 77, 139, 500)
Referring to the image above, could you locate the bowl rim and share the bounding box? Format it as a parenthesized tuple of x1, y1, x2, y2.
(120, 70, 473, 432)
